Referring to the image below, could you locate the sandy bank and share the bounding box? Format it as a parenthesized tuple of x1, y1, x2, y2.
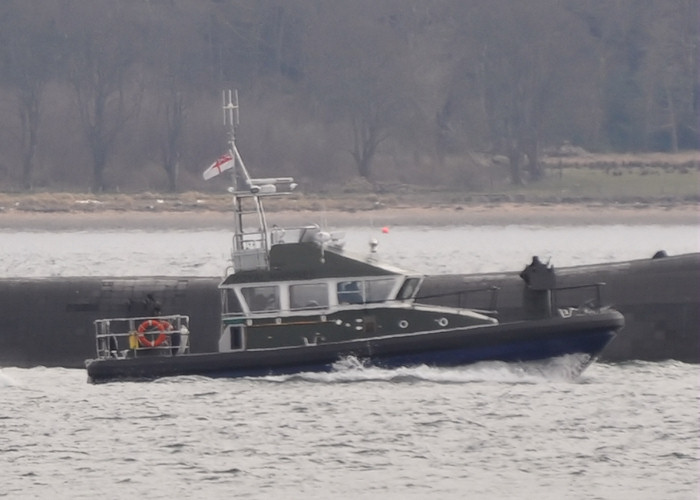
(0, 203, 697, 230)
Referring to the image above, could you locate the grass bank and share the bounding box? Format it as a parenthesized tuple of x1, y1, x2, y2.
(0, 152, 697, 215)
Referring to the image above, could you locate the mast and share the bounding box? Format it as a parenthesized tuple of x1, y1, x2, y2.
(223, 90, 267, 269)
(222, 90, 242, 239)
(216, 90, 296, 273)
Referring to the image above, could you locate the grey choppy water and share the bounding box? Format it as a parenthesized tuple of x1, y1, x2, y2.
(1, 360, 698, 499)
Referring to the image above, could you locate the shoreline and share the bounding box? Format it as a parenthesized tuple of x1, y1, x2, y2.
(0, 202, 697, 230)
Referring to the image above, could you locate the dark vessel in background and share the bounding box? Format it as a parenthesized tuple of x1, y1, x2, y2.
(1, 251, 696, 369)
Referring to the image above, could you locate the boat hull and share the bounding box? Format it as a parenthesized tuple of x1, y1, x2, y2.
(85, 310, 623, 383)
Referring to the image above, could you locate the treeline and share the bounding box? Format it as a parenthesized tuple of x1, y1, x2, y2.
(0, 0, 697, 193)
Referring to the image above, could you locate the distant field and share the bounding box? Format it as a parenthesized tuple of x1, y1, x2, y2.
(533, 151, 699, 201)
(0, 152, 697, 213)
(508, 165, 699, 201)
(542, 151, 698, 167)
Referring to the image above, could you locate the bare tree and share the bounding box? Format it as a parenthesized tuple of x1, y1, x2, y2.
(159, 89, 185, 192)
(140, 2, 205, 192)
(441, 0, 597, 184)
(0, 1, 60, 190)
(642, 1, 699, 151)
(64, 2, 144, 192)
(303, 1, 418, 179)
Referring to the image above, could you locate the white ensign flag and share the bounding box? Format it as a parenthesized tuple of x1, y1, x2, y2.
(202, 153, 235, 180)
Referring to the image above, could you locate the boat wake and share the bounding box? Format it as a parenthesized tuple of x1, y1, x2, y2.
(259, 353, 593, 385)
(0, 369, 20, 387)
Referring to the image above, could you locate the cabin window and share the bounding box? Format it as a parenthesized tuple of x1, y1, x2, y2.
(290, 283, 328, 310)
(223, 288, 243, 314)
(366, 279, 396, 302)
(337, 281, 363, 304)
(241, 285, 279, 312)
(337, 279, 396, 304)
(397, 278, 420, 300)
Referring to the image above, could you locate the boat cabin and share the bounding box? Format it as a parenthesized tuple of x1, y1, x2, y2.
(216, 224, 431, 352)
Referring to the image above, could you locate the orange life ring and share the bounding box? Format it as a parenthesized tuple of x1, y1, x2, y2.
(136, 319, 170, 348)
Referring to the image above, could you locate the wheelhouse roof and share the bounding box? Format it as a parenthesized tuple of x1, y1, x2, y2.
(220, 242, 410, 285)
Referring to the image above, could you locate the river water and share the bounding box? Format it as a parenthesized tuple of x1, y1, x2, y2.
(1, 224, 699, 499)
(1, 223, 698, 277)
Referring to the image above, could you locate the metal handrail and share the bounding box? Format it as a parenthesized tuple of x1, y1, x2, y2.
(93, 315, 190, 360)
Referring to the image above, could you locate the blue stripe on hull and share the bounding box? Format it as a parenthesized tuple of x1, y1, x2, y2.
(373, 329, 615, 369)
(182, 328, 616, 380)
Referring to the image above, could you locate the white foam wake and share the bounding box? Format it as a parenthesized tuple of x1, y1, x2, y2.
(0, 369, 20, 387)
(258, 353, 593, 385)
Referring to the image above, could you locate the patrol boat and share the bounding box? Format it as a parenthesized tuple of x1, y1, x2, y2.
(84, 93, 624, 383)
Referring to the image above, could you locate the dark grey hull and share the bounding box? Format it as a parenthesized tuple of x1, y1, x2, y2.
(85, 310, 623, 383)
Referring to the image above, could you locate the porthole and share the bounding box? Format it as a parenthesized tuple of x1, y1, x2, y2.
(437, 317, 448, 327)
(398, 320, 409, 329)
